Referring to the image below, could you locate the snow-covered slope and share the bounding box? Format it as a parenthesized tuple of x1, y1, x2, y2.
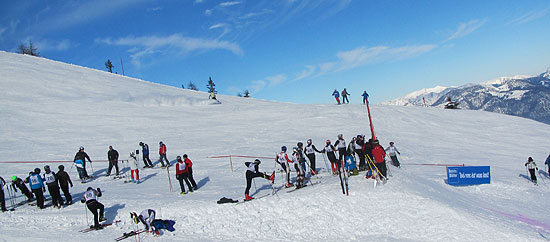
(1, 51, 550, 241)
(384, 73, 550, 124)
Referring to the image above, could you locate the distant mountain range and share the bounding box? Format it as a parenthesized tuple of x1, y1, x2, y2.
(383, 71, 550, 124)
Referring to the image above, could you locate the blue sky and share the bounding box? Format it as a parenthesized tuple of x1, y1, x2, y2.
(1, 0, 550, 104)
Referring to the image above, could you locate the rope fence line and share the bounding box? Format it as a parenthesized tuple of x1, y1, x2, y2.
(0, 160, 116, 164)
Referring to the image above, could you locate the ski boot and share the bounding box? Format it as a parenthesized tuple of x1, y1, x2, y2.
(245, 194, 254, 201)
(269, 171, 275, 183)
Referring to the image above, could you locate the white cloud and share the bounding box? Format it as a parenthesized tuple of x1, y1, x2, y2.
(195, 0, 205, 3)
(219, 1, 242, 7)
(444, 19, 487, 42)
(249, 80, 267, 93)
(509, 7, 550, 25)
(35, 39, 73, 51)
(147, 7, 163, 12)
(96, 34, 243, 67)
(293, 65, 316, 81)
(266, 74, 287, 86)
(205, 9, 213, 16)
(0, 27, 6, 39)
(335, 45, 437, 71)
(209, 23, 227, 30)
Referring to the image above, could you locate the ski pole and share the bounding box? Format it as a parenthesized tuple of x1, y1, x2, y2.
(385, 159, 393, 177)
(90, 161, 95, 177)
(322, 153, 331, 175)
(69, 161, 75, 176)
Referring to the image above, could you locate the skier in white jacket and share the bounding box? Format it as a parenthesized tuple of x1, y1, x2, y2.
(385, 142, 401, 168)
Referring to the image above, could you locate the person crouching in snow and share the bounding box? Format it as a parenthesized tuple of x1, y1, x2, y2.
(81, 187, 105, 230)
(129, 152, 140, 183)
(131, 209, 176, 235)
(525, 157, 538, 184)
(176, 156, 193, 194)
(291, 148, 305, 188)
(276, 146, 293, 188)
(244, 159, 274, 201)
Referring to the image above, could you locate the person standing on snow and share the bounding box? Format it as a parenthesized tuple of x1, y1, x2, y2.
(276, 146, 294, 188)
(158, 141, 170, 167)
(244, 159, 274, 200)
(183, 154, 198, 190)
(11, 176, 33, 202)
(0, 176, 7, 212)
(371, 140, 387, 180)
(175, 156, 193, 194)
(27, 168, 46, 209)
(341, 88, 350, 104)
(305, 139, 322, 175)
(42, 165, 64, 208)
(385, 142, 401, 168)
(106, 146, 120, 176)
(545, 154, 550, 175)
(81, 187, 105, 230)
(525, 157, 538, 184)
(362, 91, 369, 104)
(74, 146, 92, 179)
(332, 89, 341, 104)
(354, 135, 366, 171)
(139, 142, 154, 168)
(334, 134, 347, 170)
(322, 140, 339, 174)
(57, 165, 73, 205)
(296, 142, 307, 175)
(291, 148, 305, 188)
(129, 152, 140, 183)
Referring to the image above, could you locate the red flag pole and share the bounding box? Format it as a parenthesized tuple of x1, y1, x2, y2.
(365, 99, 376, 140)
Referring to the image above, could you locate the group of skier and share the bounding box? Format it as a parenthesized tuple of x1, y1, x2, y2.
(331, 88, 370, 105)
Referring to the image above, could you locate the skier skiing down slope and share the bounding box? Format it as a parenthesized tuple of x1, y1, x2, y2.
(385, 142, 401, 168)
(158, 141, 170, 167)
(291, 148, 305, 188)
(305, 139, 322, 175)
(56, 165, 73, 205)
(354, 135, 366, 171)
(244, 159, 274, 200)
(332, 89, 341, 104)
(139, 142, 153, 168)
(183, 154, 198, 190)
(131, 209, 176, 235)
(175, 156, 193, 194)
(11, 176, 33, 202)
(334, 134, 347, 167)
(276, 146, 293, 188)
(525, 157, 538, 184)
(43, 165, 64, 208)
(371, 140, 387, 180)
(74, 146, 92, 179)
(106, 146, 120, 176)
(81, 187, 105, 230)
(341, 88, 350, 104)
(322, 140, 339, 174)
(27, 168, 46, 209)
(129, 152, 140, 183)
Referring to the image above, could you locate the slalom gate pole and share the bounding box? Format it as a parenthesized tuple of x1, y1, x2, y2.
(322, 153, 331, 175)
(272, 156, 278, 195)
(365, 100, 376, 141)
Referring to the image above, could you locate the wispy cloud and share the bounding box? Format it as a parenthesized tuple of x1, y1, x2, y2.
(209, 23, 228, 30)
(205, 9, 213, 16)
(247, 74, 287, 93)
(35, 39, 74, 51)
(219, 1, 242, 7)
(96, 34, 243, 67)
(147, 7, 163, 12)
(444, 19, 487, 42)
(509, 7, 550, 25)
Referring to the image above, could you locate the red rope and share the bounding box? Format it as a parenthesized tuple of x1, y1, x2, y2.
(0, 160, 110, 164)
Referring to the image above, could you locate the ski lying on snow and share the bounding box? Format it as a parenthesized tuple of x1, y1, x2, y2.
(115, 229, 148, 241)
(79, 220, 121, 233)
(235, 193, 271, 205)
(286, 181, 321, 193)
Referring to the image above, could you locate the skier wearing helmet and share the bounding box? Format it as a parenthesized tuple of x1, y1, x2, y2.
(291, 148, 305, 188)
(321, 140, 339, 174)
(334, 134, 347, 173)
(74, 146, 92, 179)
(158, 141, 170, 167)
(81, 187, 105, 230)
(385, 142, 401, 168)
(276, 146, 294, 187)
(244, 159, 275, 200)
(175, 156, 193, 194)
(304, 139, 322, 175)
(27, 168, 46, 209)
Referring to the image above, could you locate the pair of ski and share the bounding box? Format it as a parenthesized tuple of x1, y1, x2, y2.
(115, 229, 148, 241)
(338, 159, 349, 196)
(79, 220, 121, 233)
(286, 181, 321, 193)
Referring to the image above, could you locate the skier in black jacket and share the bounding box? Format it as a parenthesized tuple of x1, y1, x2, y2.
(57, 165, 73, 205)
(322, 140, 339, 174)
(43, 165, 64, 208)
(106, 146, 120, 176)
(304, 139, 322, 175)
(74, 147, 92, 178)
(244, 159, 274, 201)
(11, 176, 33, 201)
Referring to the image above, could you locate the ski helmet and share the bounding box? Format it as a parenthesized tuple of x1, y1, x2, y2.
(11, 176, 17, 181)
(297, 142, 303, 148)
(58, 165, 65, 171)
(337, 134, 343, 139)
(307, 139, 312, 144)
(326, 139, 331, 144)
(34, 168, 40, 174)
(177, 155, 182, 160)
(87, 187, 93, 191)
(44, 165, 50, 171)
(389, 141, 394, 145)
(159, 141, 163, 145)
(254, 159, 261, 164)
(528, 157, 533, 161)
(79, 146, 84, 151)
(281, 146, 287, 152)
(139, 142, 144, 146)
(183, 154, 188, 158)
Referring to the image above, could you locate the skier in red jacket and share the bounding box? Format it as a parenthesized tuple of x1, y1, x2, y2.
(175, 156, 192, 194)
(371, 140, 387, 180)
(158, 141, 170, 167)
(183, 154, 197, 190)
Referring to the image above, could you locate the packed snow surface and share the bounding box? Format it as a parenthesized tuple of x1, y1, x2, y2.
(1, 51, 550, 241)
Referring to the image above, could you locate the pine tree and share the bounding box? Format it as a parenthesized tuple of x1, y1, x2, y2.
(105, 59, 114, 73)
(237, 93, 243, 97)
(18, 40, 40, 56)
(206, 77, 217, 94)
(188, 81, 198, 91)
(243, 90, 250, 98)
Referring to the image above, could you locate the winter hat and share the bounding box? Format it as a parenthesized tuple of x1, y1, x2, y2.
(87, 187, 93, 191)
(58, 165, 65, 171)
(281, 146, 287, 152)
(44, 165, 50, 171)
(34, 168, 40, 174)
(139, 142, 144, 146)
(11, 176, 17, 181)
(528, 157, 533, 161)
(307, 139, 312, 144)
(326, 139, 331, 144)
(373, 140, 379, 145)
(177, 156, 182, 160)
(183, 154, 188, 158)
(254, 159, 261, 164)
(297, 142, 303, 148)
(389, 142, 394, 145)
(338, 134, 343, 139)
(79, 146, 84, 151)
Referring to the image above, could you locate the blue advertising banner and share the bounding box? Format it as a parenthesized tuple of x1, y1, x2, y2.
(447, 166, 490, 186)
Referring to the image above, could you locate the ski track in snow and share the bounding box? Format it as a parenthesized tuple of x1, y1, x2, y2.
(1, 51, 550, 241)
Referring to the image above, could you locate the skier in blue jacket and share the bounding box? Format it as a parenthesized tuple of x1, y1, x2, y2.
(139, 142, 153, 168)
(332, 89, 341, 104)
(362, 91, 369, 104)
(27, 168, 46, 209)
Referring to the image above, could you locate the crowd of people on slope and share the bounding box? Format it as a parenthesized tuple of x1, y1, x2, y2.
(331, 88, 369, 105)
(243, 133, 403, 200)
